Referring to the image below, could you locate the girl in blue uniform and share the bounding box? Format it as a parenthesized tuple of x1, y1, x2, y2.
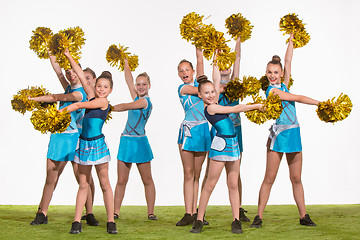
(63, 50, 117, 234)
(250, 35, 319, 228)
(191, 60, 263, 234)
(29, 52, 97, 226)
(113, 58, 157, 220)
(176, 48, 211, 226)
(201, 36, 249, 222)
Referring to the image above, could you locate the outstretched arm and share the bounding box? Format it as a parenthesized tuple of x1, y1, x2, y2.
(112, 97, 147, 112)
(29, 91, 82, 103)
(61, 97, 108, 113)
(271, 88, 320, 105)
(230, 36, 241, 80)
(64, 49, 95, 99)
(283, 34, 294, 87)
(195, 47, 204, 78)
(207, 102, 263, 115)
(48, 51, 68, 90)
(124, 58, 137, 101)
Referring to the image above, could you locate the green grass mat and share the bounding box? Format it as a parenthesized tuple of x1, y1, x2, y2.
(0, 205, 359, 239)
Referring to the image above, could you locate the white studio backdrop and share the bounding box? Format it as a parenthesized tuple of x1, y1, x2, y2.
(1, 0, 359, 207)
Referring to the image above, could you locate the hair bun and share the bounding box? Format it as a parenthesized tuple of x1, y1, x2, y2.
(272, 55, 281, 62)
(197, 75, 208, 83)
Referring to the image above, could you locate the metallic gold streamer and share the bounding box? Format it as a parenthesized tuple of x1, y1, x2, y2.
(106, 44, 139, 71)
(105, 104, 113, 123)
(29, 27, 53, 59)
(179, 12, 205, 42)
(224, 77, 245, 102)
(245, 95, 267, 125)
(279, 13, 310, 48)
(242, 76, 261, 97)
(11, 86, 53, 114)
(225, 13, 253, 41)
(265, 92, 283, 120)
(316, 93, 352, 123)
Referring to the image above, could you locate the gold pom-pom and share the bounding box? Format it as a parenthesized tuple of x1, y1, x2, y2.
(259, 75, 294, 92)
(214, 50, 236, 71)
(106, 44, 139, 71)
(29, 27, 53, 59)
(265, 92, 283, 120)
(200, 27, 230, 61)
(105, 104, 114, 123)
(224, 77, 245, 102)
(245, 95, 267, 125)
(179, 12, 205, 42)
(316, 93, 352, 123)
(242, 76, 261, 97)
(225, 13, 253, 41)
(30, 104, 71, 134)
(48, 26, 85, 69)
(11, 86, 52, 114)
(280, 13, 310, 48)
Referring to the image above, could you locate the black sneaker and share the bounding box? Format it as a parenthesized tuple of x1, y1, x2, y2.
(114, 213, 119, 219)
(69, 221, 82, 234)
(239, 208, 250, 222)
(250, 215, 262, 228)
(194, 210, 209, 225)
(300, 214, 317, 226)
(30, 212, 48, 225)
(81, 215, 86, 220)
(107, 222, 118, 234)
(190, 220, 204, 233)
(176, 213, 193, 226)
(86, 213, 99, 226)
(231, 218, 243, 234)
(148, 214, 158, 220)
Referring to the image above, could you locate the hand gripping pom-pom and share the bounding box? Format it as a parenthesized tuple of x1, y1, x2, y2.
(265, 92, 283, 120)
(106, 44, 139, 71)
(11, 86, 53, 114)
(280, 13, 310, 48)
(214, 50, 236, 71)
(225, 13, 253, 42)
(316, 93, 352, 123)
(30, 104, 71, 134)
(29, 27, 53, 59)
(245, 95, 267, 125)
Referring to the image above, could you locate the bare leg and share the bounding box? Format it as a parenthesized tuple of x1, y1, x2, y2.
(114, 161, 132, 216)
(238, 156, 242, 206)
(38, 159, 67, 215)
(178, 145, 195, 214)
(201, 157, 210, 190)
(257, 143, 283, 219)
(95, 163, 114, 222)
(286, 151, 306, 218)
(197, 159, 225, 220)
(225, 160, 241, 220)
(137, 162, 156, 215)
(192, 151, 206, 214)
(74, 165, 92, 222)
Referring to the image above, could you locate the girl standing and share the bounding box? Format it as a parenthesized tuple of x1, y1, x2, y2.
(113, 59, 157, 220)
(250, 35, 318, 228)
(176, 48, 211, 226)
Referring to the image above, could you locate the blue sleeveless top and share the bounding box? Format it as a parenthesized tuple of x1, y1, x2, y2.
(122, 96, 152, 136)
(204, 105, 236, 136)
(218, 93, 241, 126)
(59, 84, 87, 133)
(81, 98, 110, 138)
(178, 80, 206, 122)
(266, 83, 298, 125)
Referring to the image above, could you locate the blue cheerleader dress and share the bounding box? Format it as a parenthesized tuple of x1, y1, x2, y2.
(210, 93, 243, 153)
(46, 84, 87, 162)
(177, 80, 211, 152)
(205, 105, 240, 161)
(74, 98, 111, 165)
(266, 83, 302, 153)
(117, 96, 154, 163)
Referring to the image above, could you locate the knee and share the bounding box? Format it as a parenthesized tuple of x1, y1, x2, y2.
(116, 176, 129, 187)
(290, 175, 302, 185)
(183, 168, 194, 180)
(263, 175, 276, 186)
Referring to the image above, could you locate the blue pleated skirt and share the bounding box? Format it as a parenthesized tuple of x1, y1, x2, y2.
(209, 134, 241, 162)
(117, 135, 154, 163)
(177, 122, 211, 152)
(74, 134, 111, 165)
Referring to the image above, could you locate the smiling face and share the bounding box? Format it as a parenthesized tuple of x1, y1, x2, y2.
(95, 78, 112, 98)
(135, 76, 151, 97)
(266, 63, 283, 85)
(198, 82, 216, 106)
(178, 62, 195, 84)
(65, 69, 80, 85)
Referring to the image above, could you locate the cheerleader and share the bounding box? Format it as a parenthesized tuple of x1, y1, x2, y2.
(176, 48, 211, 226)
(201, 36, 250, 222)
(250, 34, 319, 228)
(113, 58, 157, 220)
(63, 50, 117, 234)
(29, 52, 98, 226)
(191, 59, 263, 234)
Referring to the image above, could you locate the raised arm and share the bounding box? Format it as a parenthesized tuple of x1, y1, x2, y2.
(212, 51, 221, 103)
(48, 51, 68, 90)
(123, 58, 137, 101)
(195, 47, 204, 78)
(230, 36, 241, 80)
(64, 49, 95, 99)
(283, 34, 294, 87)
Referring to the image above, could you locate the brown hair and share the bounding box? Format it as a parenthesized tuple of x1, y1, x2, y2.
(178, 59, 194, 70)
(267, 55, 283, 69)
(136, 72, 151, 84)
(96, 71, 113, 89)
(83, 67, 96, 78)
(197, 75, 212, 92)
